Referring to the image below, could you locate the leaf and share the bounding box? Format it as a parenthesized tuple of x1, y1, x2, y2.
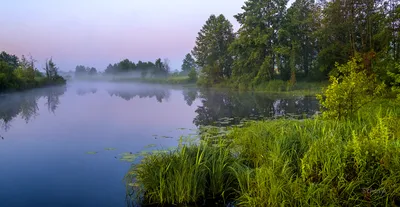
(86, 151, 98, 154)
(104, 148, 116, 151)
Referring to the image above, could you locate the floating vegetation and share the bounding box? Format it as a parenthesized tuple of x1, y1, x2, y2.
(152, 135, 158, 137)
(139, 151, 151, 156)
(120, 152, 139, 162)
(176, 128, 186, 130)
(86, 151, 98, 154)
(160, 135, 173, 139)
(105, 148, 116, 151)
(144, 144, 157, 149)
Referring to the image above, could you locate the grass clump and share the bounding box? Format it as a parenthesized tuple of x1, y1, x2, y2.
(125, 101, 400, 206)
(125, 138, 238, 206)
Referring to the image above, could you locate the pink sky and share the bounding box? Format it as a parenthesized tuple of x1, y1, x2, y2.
(0, 0, 246, 71)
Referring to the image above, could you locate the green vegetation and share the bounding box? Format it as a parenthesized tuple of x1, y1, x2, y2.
(104, 58, 170, 78)
(125, 54, 400, 205)
(125, 98, 400, 206)
(190, 0, 399, 92)
(0, 51, 66, 92)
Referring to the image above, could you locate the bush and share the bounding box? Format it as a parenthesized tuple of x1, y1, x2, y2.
(317, 57, 385, 119)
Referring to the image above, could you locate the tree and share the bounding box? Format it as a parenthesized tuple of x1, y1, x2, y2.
(45, 58, 59, 80)
(230, 0, 288, 85)
(181, 53, 196, 74)
(0, 51, 19, 69)
(281, 0, 319, 81)
(88, 67, 97, 75)
(188, 67, 198, 83)
(75, 65, 87, 76)
(163, 58, 171, 75)
(192, 14, 235, 84)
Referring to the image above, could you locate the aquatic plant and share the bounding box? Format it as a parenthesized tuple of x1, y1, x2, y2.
(125, 101, 400, 206)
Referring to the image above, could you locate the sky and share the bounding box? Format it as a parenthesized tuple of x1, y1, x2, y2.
(0, 0, 294, 72)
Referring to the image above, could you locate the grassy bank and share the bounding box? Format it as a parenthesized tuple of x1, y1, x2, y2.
(125, 99, 400, 206)
(211, 80, 327, 96)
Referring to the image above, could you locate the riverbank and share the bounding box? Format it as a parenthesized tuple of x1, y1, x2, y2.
(212, 80, 327, 96)
(125, 99, 400, 206)
(1, 77, 66, 93)
(109, 76, 326, 95)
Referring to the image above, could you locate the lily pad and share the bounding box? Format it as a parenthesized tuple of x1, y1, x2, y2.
(120, 153, 139, 162)
(144, 144, 157, 149)
(105, 148, 116, 151)
(86, 151, 98, 154)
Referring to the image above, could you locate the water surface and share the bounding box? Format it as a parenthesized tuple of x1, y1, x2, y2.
(0, 82, 319, 207)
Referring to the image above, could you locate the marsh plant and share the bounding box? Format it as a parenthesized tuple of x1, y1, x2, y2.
(125, 102, 400, 206)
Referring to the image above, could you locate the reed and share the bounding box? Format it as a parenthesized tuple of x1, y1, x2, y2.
(126, 100, 400, 206)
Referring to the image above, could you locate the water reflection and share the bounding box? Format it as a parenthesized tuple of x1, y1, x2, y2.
(107, 88, 170, 102)
(182, 88, 198, 106)
(193, 89, 319, 126)
(76, 88, 97, 96)
(0, 86, 66, 131)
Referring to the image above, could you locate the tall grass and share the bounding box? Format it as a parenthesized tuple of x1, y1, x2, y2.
(214, 80, 327, 95)
(125, 100, 400, 206)
(125, 138, 238, 206)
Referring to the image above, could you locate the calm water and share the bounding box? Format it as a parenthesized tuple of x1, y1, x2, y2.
(0, 82, 319, 207)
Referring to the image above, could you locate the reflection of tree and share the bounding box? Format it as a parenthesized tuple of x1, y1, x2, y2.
(193, 89, 319, 126)
(182, 88, 198, 106)
(107, 88, 170, 103)
(0, 86, 66, 130)
(76, 88, 97, 96)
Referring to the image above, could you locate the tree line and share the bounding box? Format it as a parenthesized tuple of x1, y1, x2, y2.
(190, 0, 400, 88)
(102, 58, 171, 78)
(0, 51, 66, 92)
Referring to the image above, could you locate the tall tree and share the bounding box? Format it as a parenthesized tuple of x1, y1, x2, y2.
(181, 53, 196, 73)
(45, 58, 59, 80)
(230, 0, 288, 84)
(192, 14, 235, 84)
(281, 0, 319, 80)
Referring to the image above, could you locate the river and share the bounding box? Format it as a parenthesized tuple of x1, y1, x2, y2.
(0, 82, 319, 207)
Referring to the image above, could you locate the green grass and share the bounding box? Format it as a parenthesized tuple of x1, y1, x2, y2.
(125, 99, 400, 206)
(213, 80, 327, 96)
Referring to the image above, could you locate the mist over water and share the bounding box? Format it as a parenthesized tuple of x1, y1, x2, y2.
(0, 81, 318, 207)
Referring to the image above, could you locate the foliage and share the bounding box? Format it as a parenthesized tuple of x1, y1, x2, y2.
(181, 53, 196, 74)
(192, 14, 234, 84)
(317, 57, 386, 120)
(388, 63, 400, 100)
(189, 0, 399, 90)
(0, 51, 66, 92)
(188, 67, 198, 83)
(104, 58, 170, 78)
(126, 103, 400, 206)
(75, 65, 97, 76)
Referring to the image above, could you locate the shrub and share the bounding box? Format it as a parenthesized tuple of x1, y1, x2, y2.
(317, 57, 385, 119)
